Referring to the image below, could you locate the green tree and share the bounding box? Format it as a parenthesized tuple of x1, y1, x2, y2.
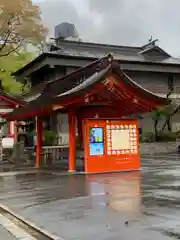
(161, 102, 180, 132)
(0, 0, 48, 57)
(150, 89, 173, 140)
(0, 50, 34, 95)
(151, 107, 164, 141)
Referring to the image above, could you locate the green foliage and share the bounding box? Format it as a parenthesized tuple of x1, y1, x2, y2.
(150, 105, 172, 121)
(140, 132, 155, 142)
(149, 103, 176, 139)
(0, 0, 48, 57)
(43, 130, 57, 146)
(0, 50, 34, 95)
(140, 131, 179, 142)
(159, 132, 177, 142)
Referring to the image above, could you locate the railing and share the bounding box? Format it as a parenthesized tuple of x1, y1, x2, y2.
(1, 143, 85, 170)
(1, 149, 13, 162)
(39, 145, 84, 170)
(1, 145, 35, 165)
(40, 145, 69, 167)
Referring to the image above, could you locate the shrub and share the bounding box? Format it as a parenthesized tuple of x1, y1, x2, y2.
(43, 130, 57, 146)
(140, 131, 177, 142)
(140, 132, 155, 142)
(157, 132, 177, 142)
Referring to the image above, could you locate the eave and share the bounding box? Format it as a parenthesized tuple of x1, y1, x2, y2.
(5, 54, 169, 121)
(140, 46, 171, 57)
(0, 91, 25, 107)
(12, 50, 180, 78)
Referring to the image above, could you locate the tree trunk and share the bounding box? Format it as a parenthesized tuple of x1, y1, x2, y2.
(161, 105, 180, 133)
(162, 116, 171, 132)
(167, 118, 172, 131)
(154, 119, 159, 141)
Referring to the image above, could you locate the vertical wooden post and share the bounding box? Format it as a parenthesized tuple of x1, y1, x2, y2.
(9, 120, 17, 144)
(9, 121, 15, 136)
(14, 121, 17, 143)
(36, 117, 43, 169)
(68, 111, 76, 172)
(77, 116, 83, 148)
(14, 105, 19, 144)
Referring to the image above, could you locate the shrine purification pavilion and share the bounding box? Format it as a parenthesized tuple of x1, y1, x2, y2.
(0, 85, 25, 142)
(5, 54, 168, 173)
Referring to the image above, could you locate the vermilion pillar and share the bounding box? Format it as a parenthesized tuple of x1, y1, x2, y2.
(77, 116, 83, 148)
(13, 105, 19, 143)
(9, 121, 15, 137)
(36, 117, 43, 169)
(68, 111, 76, 172)
(14, 121, 17, 143)
(9, 121, 17, 143)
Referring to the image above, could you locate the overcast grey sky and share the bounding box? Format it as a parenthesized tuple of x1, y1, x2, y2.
(34, 0, 180, 56)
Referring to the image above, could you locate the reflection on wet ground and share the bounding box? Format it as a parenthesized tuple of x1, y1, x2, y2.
(0, 153, 180, 239)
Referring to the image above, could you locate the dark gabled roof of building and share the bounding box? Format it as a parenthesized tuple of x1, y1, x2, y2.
(20, 82, 47, 102)
(12, 39, 180, 77)
(140, 45, 171, 57)
(36, 54, 112, 101)
(5, 54, 169, 121)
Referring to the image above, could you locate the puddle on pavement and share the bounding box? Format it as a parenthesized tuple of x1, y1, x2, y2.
(0, 162, 180, 238)
(161, 180, 180, 187)
(156, 169, 180, 177)
(86, 170, 180, 236)
(152, 189, 180, 199)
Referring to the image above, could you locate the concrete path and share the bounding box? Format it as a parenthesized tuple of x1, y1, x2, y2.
(0, 225, 17, 240)
(0, 153, 180, 239)
(0, 213, 37, 240)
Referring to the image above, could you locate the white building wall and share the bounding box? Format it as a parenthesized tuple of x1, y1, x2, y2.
(57, 114, 69, 145)
(56, 111, 180, 143)
(57, 113, 79, 145)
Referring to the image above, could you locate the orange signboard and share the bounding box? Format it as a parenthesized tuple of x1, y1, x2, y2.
(83, 119, 140, 173)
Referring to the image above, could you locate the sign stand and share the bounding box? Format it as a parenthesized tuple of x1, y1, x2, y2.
(83, 119, 140, 173)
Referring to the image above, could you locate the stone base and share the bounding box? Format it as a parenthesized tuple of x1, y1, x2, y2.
(68, 169, 76, 173)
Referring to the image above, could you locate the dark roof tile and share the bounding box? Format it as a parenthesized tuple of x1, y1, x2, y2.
(0, 90, 25, 106)
(12, 41, 180, 77)
(45, 46, 180, 66)
(5, 55, 169, 121)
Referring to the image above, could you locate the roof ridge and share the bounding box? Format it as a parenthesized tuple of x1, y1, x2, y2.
(5, 56, 169, 121)
(44, 53, 113, 86)
(56, 39, 142, 50)
(40, 54, 113, 98)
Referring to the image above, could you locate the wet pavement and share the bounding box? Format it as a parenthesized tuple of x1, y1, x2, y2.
(0, 153, 180, 239)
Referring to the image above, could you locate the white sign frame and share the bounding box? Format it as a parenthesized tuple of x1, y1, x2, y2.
(2, 137, 14, 149)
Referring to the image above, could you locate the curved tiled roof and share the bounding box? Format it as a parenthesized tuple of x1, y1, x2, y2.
(0, 89, 25, 106)
(5, 54, 169, 121)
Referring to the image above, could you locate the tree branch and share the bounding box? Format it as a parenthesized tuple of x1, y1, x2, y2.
(0, 40, 23, 57)
(166, 87, 173, 99)
(0, 14, 14, 35)
(0, 30, 12, 52)
(0, 13, 23, 55)
(161, 103, 180, 132)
